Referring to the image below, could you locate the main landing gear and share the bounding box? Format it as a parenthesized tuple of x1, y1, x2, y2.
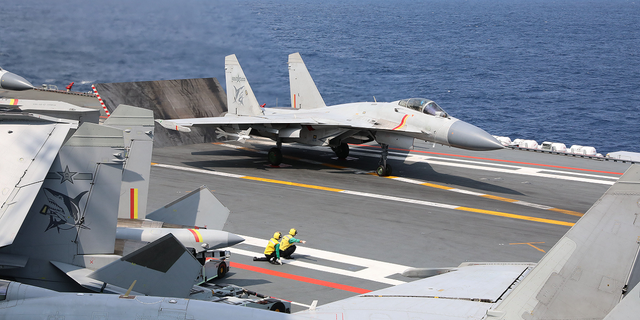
(268, 140, 283, 166)
(376, 143, 392, 177)
(331, 142, 349, 159)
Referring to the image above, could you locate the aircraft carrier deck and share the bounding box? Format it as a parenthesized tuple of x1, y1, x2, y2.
(146, 138, 632, 312)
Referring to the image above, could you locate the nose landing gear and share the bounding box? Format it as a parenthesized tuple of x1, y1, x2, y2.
(376, 144, 392, 176)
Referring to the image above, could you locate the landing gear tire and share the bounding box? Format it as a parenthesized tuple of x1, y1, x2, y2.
(217, 262, 228, 278)
(376, 164, 392, 177)
(270, 301, 286, 313)
(331, 143, 350, 159)
(268, 148, 282, 166)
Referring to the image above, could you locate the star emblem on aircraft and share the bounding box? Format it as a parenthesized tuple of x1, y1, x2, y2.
(57, 165, 78, 184)
(232, 75, 246, 83)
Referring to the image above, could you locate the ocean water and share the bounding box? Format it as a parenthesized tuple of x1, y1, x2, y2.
(2, 0, 639, 153)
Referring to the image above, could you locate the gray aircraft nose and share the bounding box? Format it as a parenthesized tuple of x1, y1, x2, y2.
(227, 233, 245, 247)
(447, 120, 504, 151)
(0, 71, 34, 90)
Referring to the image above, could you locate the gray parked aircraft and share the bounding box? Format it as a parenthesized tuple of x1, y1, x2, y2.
(1, 164, 640, 319)
(0, 106, 242, 296)
(156, 53, 503, 176)
(0, 67, 34, 91)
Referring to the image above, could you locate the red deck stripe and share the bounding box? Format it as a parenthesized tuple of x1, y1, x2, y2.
(230, 262, 371, 294)
(353, 144, 624, 175)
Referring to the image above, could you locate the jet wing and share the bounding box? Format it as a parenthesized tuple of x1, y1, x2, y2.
(157, 112, 420, 133)
(296, 263, 533, 320)
(0, 115, 72, 248)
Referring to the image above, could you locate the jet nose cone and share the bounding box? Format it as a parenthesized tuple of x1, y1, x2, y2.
(0, 71, 34, 91)
(227, 233, 245, 247)
(447, 120, 504, 151)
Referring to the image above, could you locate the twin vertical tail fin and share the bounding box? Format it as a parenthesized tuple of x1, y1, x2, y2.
(492, 164, 640, 319)
(103, 105, 155, 220)
(224, 54, 263, 116)
(288, 52, 326, 109)
(8, 122, 126, 264)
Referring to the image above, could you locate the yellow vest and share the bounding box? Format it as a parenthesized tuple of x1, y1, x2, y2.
(264, 238, 279, 255)
(279, 234, 293, 250)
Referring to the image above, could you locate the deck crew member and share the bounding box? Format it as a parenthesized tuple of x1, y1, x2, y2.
(279, 228, 306, 259)
(253, 232, 283, 265)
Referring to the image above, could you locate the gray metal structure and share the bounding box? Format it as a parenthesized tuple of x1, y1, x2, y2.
(0, 67, 34, 91)
(0, 105, 243, 297)
(1, 164, 640, 319)
(157, 53, 503, 176)
(0, 98, 100, 124)
(103, 105, 155, 220)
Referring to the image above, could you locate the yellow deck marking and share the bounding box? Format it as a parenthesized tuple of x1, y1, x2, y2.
(510, 242, 547, 253)
(208, 143, 585, 219)
(480, 194, 520, 202)
(455, 207, 575, 227)
(152, 162, 576, 227)
(240, 176, 345, 192)
(421, 182, 455, 190)
(548, 208, 584, 217)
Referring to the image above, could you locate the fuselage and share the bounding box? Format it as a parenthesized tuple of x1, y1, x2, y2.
(253, 98, 502, 151)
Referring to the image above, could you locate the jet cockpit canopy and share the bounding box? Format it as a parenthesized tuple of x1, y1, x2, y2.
(398, 98, 448, 118)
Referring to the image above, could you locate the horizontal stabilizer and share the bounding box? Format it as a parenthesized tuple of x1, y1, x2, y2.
(146, 186, 230, 230)
(88, 233, 202, 298)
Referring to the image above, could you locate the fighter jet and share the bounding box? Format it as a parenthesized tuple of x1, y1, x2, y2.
(0, 67, 34, 91)
(156, 53, 503, 176)
(2, 164, 640, 319)
(0, 106, 243, 296)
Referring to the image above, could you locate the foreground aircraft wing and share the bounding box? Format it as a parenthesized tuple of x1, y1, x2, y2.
(296, 263, 534, 320)
(298, 164, 640, 320)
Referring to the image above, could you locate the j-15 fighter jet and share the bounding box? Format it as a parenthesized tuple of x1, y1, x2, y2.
(157, 53, 503, 176)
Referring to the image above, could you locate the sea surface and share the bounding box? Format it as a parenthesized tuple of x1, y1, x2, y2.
(2, 0, 639, 154)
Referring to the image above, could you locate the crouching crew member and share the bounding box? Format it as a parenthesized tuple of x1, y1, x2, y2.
(279, 228, 306, 259)
(253, 232, 283, 265)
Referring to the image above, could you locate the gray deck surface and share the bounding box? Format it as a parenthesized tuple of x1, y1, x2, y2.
(147, 138, 631, 312)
